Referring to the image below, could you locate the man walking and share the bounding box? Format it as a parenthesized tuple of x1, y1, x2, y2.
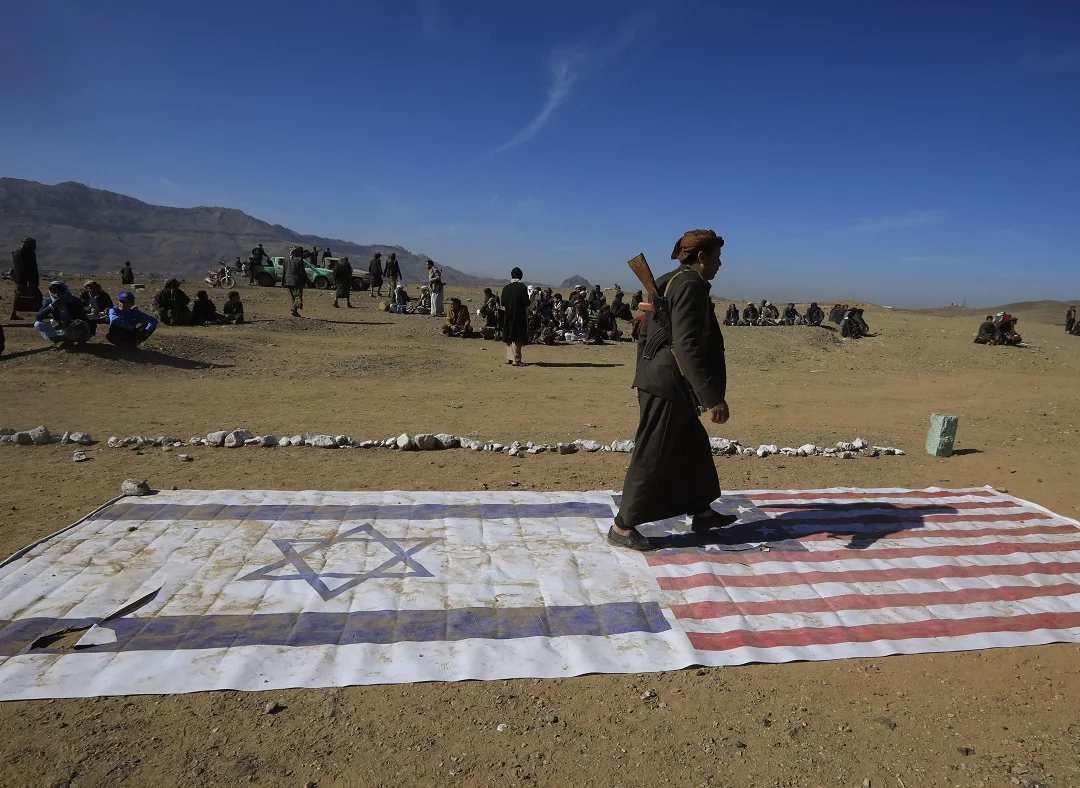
(609, 229, 736, 551)
(426, 259, 444, 316)
(500, 266, 529, 365)
(333, 256, 354, 308)
(384, 252, 401, 292)
(281, 251, 307, 317)
(368, 252, 383, 298)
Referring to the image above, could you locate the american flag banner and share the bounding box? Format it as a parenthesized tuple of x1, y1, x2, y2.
(0, 487, 1077, 699)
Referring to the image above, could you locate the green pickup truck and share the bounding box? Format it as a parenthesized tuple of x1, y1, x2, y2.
(252, 257, 371, 291)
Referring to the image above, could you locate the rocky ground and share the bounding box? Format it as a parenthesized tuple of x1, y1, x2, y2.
(1, 276, 1079, 787)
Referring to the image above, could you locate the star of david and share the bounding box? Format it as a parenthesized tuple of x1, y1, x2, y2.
(238, 523, 438, 601)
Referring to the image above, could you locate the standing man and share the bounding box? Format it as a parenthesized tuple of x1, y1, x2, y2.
(281, 251, 308, 317)
(9, 237, 42, 320)
(120, 261, 135, 285)
(609, 229, 736, 551)
(426, 259, 444, 316)
(500, 266, 529, 365)
(333, 256, 354, 308)
(368, 252, 384, 298)
(1066, 306, 1076, 334)
(384, 252, 401, 293)
(249, 244, 269, 284)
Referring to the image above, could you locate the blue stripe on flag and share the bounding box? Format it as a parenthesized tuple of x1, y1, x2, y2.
(0, 601, 670, 655)
(90, 501, 616, 523)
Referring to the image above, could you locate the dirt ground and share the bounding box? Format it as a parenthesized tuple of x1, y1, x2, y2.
(1, 276, 1078, 787)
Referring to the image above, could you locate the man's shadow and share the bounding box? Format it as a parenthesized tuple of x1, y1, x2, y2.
(638, 498, 957, 553)
(77, 344, 231, 370)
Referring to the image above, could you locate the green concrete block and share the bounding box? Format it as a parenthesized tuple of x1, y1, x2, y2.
(926, 413, 959, 457)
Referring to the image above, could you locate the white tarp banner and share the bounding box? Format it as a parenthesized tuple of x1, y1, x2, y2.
(2, 487, 1079, 699)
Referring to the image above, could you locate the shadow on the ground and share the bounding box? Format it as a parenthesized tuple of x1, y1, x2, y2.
(0, 346, 53, 362)
(530, 361, 624, 368)
(952, 448, 982, 456)
(77, 343, 231, 370)
(640, 499, 957, 553)
(315, 320, 394, 326)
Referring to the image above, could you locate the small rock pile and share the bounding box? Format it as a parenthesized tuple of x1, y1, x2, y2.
(1, 426, 905, 460)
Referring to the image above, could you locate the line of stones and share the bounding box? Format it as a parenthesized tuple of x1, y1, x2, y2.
(1, 426, 905, 458)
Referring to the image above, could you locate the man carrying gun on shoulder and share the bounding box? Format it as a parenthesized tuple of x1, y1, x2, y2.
(609, 229, 738, 551)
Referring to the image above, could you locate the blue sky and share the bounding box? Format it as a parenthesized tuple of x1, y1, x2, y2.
(2, 0, 1078, 306)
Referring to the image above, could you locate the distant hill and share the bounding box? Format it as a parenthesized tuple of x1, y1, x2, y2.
(0, 178, 487, 285)
(917, 300, 1077, 326)
(560, 275, 590, 288)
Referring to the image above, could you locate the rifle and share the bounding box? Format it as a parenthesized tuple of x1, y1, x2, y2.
(626, 253, 706, 413)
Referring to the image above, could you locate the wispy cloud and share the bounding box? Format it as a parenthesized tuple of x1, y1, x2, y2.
(488, 4, 664, 156)
(838, 210, 944, 234)
(156, 178, 176, 189)
(1012, 49, 1080, 75)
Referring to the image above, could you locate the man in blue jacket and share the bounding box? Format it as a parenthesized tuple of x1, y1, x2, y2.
(106, 290, 159, 347)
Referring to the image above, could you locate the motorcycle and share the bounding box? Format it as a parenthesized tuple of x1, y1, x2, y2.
(205, 264, 236, 289)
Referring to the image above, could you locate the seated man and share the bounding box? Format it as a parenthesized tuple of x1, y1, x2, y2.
(805, 302, 825, 326)
(191, 290, 221, 325)
(610, 292, 633, 321)
(35, 281, 94, 347)
(389, 285, 412, 314)
(740, 302, 759, 326)
(81, 280, 114, 324)
(154, 278, 192, 325)
(106, 290, 158, 346)
(780, 303, 802, 325)
(723, 303, 739, 326)
(442, 297, 472, 336)
(595, 304, 622, 340)
(222, 291, 245, 324)
(629, 290, 644, 311)
(412, 286, 431, 315)
(974, 315, 996, 344)
(760, 300, 780, 325)
(996, 314, 1022, 346)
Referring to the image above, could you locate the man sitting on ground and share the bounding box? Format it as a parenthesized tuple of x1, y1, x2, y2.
(723, 303, 739, 326)
(740, 301, 759, 326)
(760, 300, 780, 325)
(154, 278, 192, 325)
(805, 302, 825, 326)
(191, 290, 221, 325)
(996, 313, 1023, 346)
(974, 315, 996, 344)
(611, 291, 633, 321)
(442, 297, 472, 336)
(35, 281, 94, 347)
(595, 304, 622, 341)
(106, 291, 158, 347)
(780, 303, 802, 325)
(222, 291, 245, 324)
(81, 280, 114, 324)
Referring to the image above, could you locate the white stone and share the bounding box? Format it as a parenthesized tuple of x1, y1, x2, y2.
(415, 434, 440, 451)
(72, 451, 88, 463)
(434, 433, 460, 449)
(60, 431, 72, 445)
(108, 437, 122, 448)
(0, 435, 13, 444)
(206, 430, 228, 447)
(0, 428, 13, 436)
(179, 454, 193, 462)
(29, 426, 51, 446)
(189, 436, 203, 445)
(259, 435, 279, 447)
(840, 450, 859, 459)
(224, 429, 255, 448)
(490, 443, 504, 452)
(244, 437, 260, 445)
(311, 435, 337, 449)
(780, 448, 799, 456)
(610, 440, 635, 453)
(557, 443, 578, 455)
(798, 444, 820, 456)
(278, 437, 291, 447)
(335, 435, 350, 447)
(852, 438, 868, 451)
(576, 440, 602, 452)
(836, 441, 855, 451)
(508, 447, 521, 457)
(121, 479, 151, 496)
(291, 435, 304, 446)
(397, 433, 417, 451)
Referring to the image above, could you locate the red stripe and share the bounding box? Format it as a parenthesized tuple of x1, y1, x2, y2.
(670, 582, 1080, 619)
(796, 524, 1074, 543)
(777, 511, 1052, 528)
(647, 538, 1080, 568)
(745, 489, 1002, 502)
(686, 610, 1080, 651)
(759, 499, 1023, 512)
(656, 559, 1080, 591)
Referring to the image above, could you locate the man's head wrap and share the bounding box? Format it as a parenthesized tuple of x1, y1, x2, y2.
(671, 229, 723, 262)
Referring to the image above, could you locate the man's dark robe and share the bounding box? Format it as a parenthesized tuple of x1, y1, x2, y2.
(120, 264, 135, 285)
(500, 280, 530, 346)
(334, 260, 353, 298)
(12, 242, 39, 289)
(616, 265, 726, 529)
(368, 256, 383, 287)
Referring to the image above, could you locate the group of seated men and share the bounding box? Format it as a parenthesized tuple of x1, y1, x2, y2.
(472, 283, 637, 346)
(153, 279, 245, 326)
(975, 313, 1023, 346)
(723, 300, 826, 327)
(33, 280, 159, 348)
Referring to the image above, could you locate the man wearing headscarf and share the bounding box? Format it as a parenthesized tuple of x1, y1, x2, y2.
(804, 302, 825, 326)
(608, 229, 736, 551)
(9, 238, 42, 320)
(384, 252, 402, 292)
(426, 260, 444, 316)
(1067, 306, 1076, 334)
(334, 256, 354, 308)
(500, 267, 529, 365)
(34, 281, 94, 346)
(368, 252, 384, 298)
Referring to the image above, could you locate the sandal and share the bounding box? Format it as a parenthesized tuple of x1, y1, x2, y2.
(690, 511, 740, 534)
(606, 526, 655, 551)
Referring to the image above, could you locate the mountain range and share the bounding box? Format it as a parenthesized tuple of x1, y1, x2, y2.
(0, 178, 486, 285)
